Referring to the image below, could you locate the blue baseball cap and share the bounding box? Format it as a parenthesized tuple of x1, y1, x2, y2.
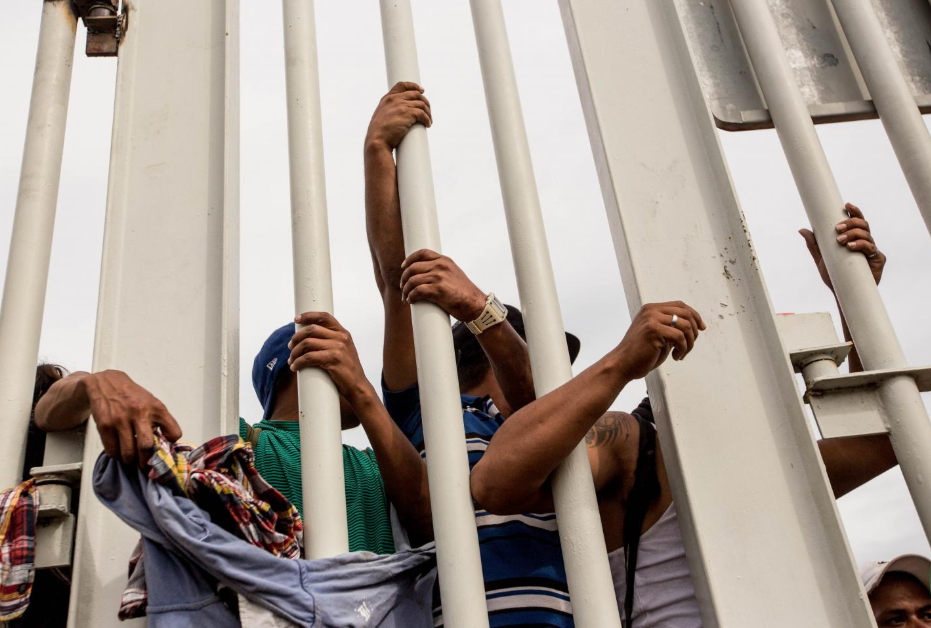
(253, 323, 295, 420)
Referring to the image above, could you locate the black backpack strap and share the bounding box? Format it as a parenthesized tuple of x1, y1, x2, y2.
(623, 398, 659, 627)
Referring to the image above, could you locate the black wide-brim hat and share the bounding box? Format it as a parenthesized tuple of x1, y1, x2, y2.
(452, 303, 581, 365)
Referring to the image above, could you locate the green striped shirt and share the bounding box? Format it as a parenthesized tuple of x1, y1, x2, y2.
(238, 418, 395, 555)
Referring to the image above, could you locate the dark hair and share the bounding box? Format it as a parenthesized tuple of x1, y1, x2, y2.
(33, 363, 66, 415)
(23, 363, 67, 481)
(268, 366, 296, 416)
(456, 340, 492, 392)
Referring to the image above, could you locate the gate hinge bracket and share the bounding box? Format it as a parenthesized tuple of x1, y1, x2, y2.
(777, 312, 931, 439)
(72, 1, 126, 57)
(30, 462, 83, 569)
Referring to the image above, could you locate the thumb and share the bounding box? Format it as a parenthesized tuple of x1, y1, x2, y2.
(799, 229, 822, 265)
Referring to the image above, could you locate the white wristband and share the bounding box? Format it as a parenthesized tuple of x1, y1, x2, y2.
(465, 293, 508, 335)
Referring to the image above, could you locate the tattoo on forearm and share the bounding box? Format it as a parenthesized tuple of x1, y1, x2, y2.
(585, 414, 630, 449)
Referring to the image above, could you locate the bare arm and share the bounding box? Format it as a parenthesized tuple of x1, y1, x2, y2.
(363, 84, 536, 414)
(289, 312, 433, 541)
(474, 322, 535, 414)
(471, 302, 704, 514)
(801, 203, 896, 497)
(352, 390, 433, 542)
(33, 371, 92, 432)
(364, 82, 432, 392)
(34, 369, 182, 466)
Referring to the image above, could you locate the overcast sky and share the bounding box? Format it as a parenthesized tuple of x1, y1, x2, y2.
(1, 0, 929, 567)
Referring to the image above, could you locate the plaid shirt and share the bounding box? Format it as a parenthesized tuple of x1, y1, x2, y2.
(120, 432, 303, 619)
(0, 479, 39, 621)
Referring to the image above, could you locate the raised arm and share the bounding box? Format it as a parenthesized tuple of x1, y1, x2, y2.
(399, 249, 535, 414)
(364, 82, 432, 391)
(470, 302, 704, 514)
(289, 312, 433, 541)
(34, 369, 182, 467)
(800, 203, 896, 497)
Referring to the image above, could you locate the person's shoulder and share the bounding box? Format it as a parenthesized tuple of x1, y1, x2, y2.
(343, 445, 381, 472)
(586, 411, 640, 454)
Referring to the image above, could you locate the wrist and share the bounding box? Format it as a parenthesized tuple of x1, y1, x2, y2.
(460, 289, 488, 323)
(76, 372, 95, 402)
(602, 347, 634, 390)
(364, 135, 392, 157)
(345, 379, 379, 411)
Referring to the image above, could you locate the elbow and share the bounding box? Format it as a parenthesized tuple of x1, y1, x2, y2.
(372, 260, 403, 304)
(396, 488, 435, 546)
(32, 403, 51, 432)
(470, 463, 528, 516)
(405, 512, 435, 547)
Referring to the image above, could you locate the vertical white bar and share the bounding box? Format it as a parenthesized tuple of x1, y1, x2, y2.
(0, 0, 77, 488)
(729, 0, 931, 547)
(281, 0, 349, 559)
(830, 0, 931, 239)
(379, 2, 491, 627)
(222, 0, 242, 438)
(68, 1, 240, 625)
(468, 2, 621, 626)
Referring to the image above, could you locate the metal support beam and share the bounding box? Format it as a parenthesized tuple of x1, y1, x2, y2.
(0, 0, 77, 490)
(67, 1, 240, 625)
(830, 0, 931, 239)
(729, 0, 931, 547)
(468, 1, 621, 625)
(559, 0, 875, 624)
(281, 0, 349, 559)
(379, 1, 490, 626)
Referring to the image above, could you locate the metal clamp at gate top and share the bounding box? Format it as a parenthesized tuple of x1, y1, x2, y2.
(30, 462, 82, 570)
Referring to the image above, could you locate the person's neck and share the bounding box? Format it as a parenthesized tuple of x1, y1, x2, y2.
(266, 400, 299, 422)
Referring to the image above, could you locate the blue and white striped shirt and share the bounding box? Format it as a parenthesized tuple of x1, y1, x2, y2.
(383, 382, 574, 628)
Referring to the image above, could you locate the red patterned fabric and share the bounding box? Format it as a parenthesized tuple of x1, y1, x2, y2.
(149, 432, 302, 558)
(118, 431, 303, 619)
(0, 479, 38, 621)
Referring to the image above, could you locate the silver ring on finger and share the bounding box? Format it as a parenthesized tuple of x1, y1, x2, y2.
(670, 314, 679, 328)
(867, 251, 879, 259)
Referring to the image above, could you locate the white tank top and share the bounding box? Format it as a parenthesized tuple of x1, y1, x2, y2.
(608, 502, 702, 627)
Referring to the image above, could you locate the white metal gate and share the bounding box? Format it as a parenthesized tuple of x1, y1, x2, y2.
(1, 0, 929, 626)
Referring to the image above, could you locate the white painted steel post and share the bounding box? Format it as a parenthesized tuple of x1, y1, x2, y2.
(468, 1, 621, 625)
(68, 1, 239, 624)
(729, 0, 931, 543)
(379, 2, 490, 627)
(0, 0, 77, 488)
(830, 0, 931, 239)
(281, 0, 349, 559)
